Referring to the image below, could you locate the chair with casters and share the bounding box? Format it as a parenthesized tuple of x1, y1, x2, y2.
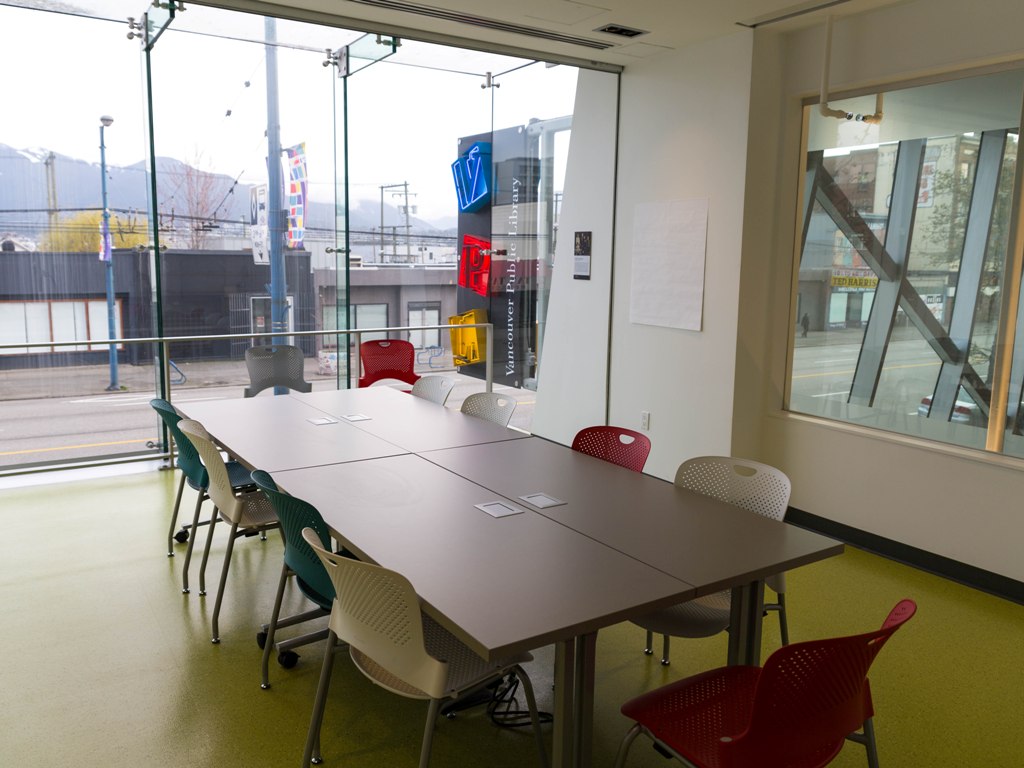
(149, 398, 255, 567)
(410, 375, 456, 405)
(244, 344, 312, 397)
(358, 339, 421, 389)
(571, 425, 651, 472)
(177, 419, 280, 643)
(460, 391, 517, 427)
(630, 456, 792, 665)
(250, 470, 338, 689)
(613, 599, 917, 768)
(300, 527, 549, 768)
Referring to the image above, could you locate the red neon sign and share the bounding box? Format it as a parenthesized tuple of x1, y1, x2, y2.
(459, 234, 491, 297)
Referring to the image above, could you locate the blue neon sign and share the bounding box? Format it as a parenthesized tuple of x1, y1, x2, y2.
(452, 142, 492, 213)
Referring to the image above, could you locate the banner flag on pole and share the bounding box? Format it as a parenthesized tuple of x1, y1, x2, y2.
(283, 142, 308, 248)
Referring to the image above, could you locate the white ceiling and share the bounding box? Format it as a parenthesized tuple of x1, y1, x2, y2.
(232, 0, 907, 69)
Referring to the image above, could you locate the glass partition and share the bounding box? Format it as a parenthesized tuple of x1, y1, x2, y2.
(0, 1, 608, 470)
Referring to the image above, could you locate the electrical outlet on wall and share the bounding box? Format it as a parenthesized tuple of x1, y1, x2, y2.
(640, 411, 650, 431)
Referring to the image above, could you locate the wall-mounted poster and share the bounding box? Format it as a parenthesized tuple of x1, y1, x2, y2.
(629, 198, 708, 331)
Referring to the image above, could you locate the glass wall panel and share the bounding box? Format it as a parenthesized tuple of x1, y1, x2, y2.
(790, 69, 1024, 452)
(0, 1, 613, 468)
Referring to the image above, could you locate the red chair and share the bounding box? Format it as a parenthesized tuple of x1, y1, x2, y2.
(358, 339, 421, 388)
(613, 599, 917, 768)
(571, 425, 651, 472)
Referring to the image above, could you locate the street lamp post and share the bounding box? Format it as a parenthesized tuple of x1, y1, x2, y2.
(99, 115, 119, 391)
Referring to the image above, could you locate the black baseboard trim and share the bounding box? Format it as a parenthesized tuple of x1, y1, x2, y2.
(786, 507, 1024, 606)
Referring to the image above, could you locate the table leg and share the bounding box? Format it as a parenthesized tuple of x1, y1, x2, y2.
(572, 632, 597, 768)
(553, 638, 575, 768)
(727, 580, 765, 666)
(552, 632, 598, 768)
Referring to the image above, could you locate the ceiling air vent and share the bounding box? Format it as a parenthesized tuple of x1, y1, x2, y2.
(594, 23, 648, 38)
(344, 0, 614, 49)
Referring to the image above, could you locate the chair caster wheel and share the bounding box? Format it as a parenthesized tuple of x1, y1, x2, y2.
(660, 659, 671, 667)
(182, 588, 190, 594)
(260, 683, 270, 690)
(278, 650, 299, 669)
(256, 631, 268, 650)
(174, 529, 190, 543)
(198, 590, 206, 597)
(643, 648, 653, 655)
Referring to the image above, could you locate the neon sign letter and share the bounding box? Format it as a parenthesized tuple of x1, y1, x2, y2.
(451, 142, 492, 213)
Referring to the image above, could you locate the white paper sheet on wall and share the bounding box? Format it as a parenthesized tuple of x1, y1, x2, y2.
(629, 198, 708, 331)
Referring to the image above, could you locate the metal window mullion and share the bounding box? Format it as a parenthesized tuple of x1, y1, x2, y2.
(849, 139, 926, 406)
(930, 130, 1007, 420)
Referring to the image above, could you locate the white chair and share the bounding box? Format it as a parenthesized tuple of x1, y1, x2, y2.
(410, 375, 455, 405)
(300, 528, 549, 768)
(178, 419, 280, 644)
(460, 391, 517, 427)
(630, 456, 792, 664)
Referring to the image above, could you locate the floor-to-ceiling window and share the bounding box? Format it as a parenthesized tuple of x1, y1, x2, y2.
(0, 1, 617, 470)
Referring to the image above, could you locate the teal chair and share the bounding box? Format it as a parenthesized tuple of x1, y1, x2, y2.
(150, 399, 254, 590)
(251, 469, 337, 689)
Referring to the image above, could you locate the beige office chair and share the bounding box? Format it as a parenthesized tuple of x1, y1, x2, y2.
(630, 456, 792, 664)
(410, 375, 456, 405)
(300, 528, 549, 768)
(178, 419, 280, 644)
(244, 345, 312, 397)
(460, 391, 517, 427)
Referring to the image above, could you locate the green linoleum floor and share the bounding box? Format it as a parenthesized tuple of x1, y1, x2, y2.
(1, 468, 1021, 767)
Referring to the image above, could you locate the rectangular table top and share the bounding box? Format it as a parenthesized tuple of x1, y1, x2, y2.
(299, 387, 531, 453)
(271, 453, 695, 661)
(174, 394, 407, 472)
(420, 437, 844, 596)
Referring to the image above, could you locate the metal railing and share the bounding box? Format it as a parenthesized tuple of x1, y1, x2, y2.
(0, 323, 494, 475)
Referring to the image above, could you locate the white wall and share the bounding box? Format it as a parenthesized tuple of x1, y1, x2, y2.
(532, 70, 619, 444)
(743, 0, 1024, 582)
(608, 32, 754, 481)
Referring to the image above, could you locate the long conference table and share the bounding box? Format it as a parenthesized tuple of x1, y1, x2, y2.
(177, 386, 843, 768)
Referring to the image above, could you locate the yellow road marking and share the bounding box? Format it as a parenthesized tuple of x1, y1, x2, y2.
(0, 438, 152, 457)
(792, 360, 940, 380)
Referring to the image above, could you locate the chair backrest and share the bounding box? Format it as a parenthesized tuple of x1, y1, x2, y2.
(675, 456, 791, 520)
(302, 527, 449, 698)
(244, 345, 312, 397)
(460, 392, 516, 427)
(359, 339, 421, 388)
(150, 398, 207, 488)
(571, 426, 651, 472)
(410, 375, 455, 405)
(177, 419, 243, 522)
(251, 470, 335, 607)
(725, 599, 917, 765)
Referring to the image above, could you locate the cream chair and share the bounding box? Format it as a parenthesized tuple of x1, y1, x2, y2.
(301, 528, 549, 768)
(410, 375, 456, 405)
(630, 456, 792, 664)
(178, 419, 279, 643)
(460, 391, 517, 427)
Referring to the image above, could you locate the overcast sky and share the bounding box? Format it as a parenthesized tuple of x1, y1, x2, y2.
(1, 2, 581, 222)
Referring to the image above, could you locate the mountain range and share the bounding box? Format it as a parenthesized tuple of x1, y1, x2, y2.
(0, 143, 454, 240)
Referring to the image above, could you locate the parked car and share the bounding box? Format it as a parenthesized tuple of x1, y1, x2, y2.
(918, 395, 984, 426)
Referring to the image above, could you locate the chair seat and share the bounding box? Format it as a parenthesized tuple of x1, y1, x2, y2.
(233, 491, 279, 528)
(350, 612, 533, 700)
(621, 665, 844, 768)
(631, 590, 731, 638)
(183, 459, 254, 493)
